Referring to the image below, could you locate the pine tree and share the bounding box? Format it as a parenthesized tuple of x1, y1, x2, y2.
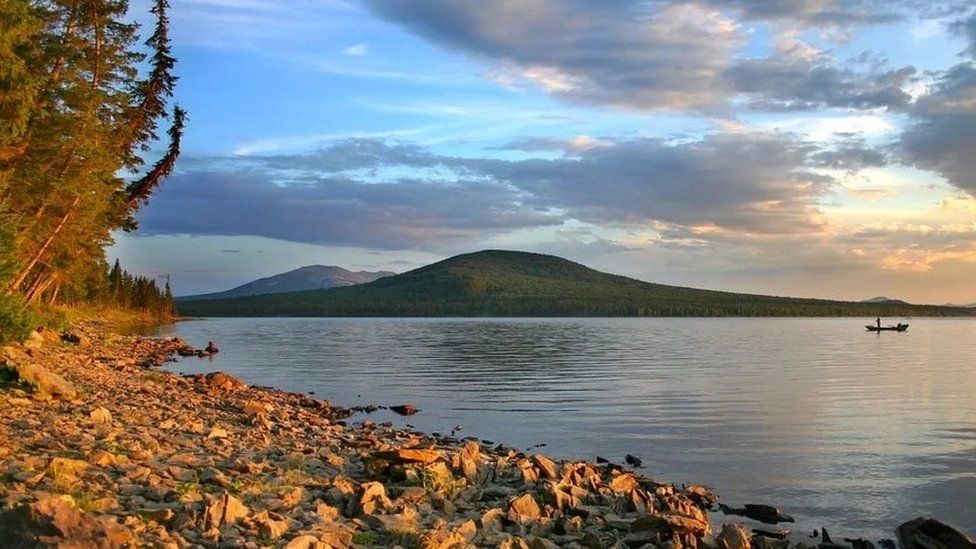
(0, 0, 185, 309)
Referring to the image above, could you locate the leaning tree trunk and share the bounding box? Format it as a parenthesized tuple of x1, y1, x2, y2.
(6, 194, 81, 294)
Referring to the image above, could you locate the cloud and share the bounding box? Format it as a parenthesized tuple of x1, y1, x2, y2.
(951, 12, 976, 57)
(362, 1, 926, 112)
(897, 63, 976, 192)
(847, 188, 892, 200)
(493, 135, 614, 153)
(489, 133, 834, 236)
(343, 43, 369, 55)
(727, 35, 916, 111)
(137, 168, 560, 249)
(362, 0, 744, 110)
(705, 0, 905, 25)
(137, 132, 869, 252)
(810, 137, 888, 171)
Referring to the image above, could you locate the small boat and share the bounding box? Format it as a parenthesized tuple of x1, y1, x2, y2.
(866, 323, 908, 332)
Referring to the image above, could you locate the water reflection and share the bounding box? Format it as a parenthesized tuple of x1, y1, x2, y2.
(160, 317, 976, 539)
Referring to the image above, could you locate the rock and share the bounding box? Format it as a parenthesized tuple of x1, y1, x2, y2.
(49, 457, 89, 477)
(683, 484, 719, 508)
(203, 371, 245, 391)
(313, 503, 339, 524)
(375, 448, 442, 465)
(254, 513, 289, 539)
(481, 507, 505, 532)
(61, 331, 91, 348)
(624, 530, 658, 548)
(0, 495, 133, 548)
(897, 517, 976, 549)
(608, 473, 640, 494)
(843, 538, 876, 549)
(632, 514, 709, 537)
(23, 330, 44, 350)
(717, 523, 752, 549)
(532, 454, 559, 479)
(6, 361, 78, 399)
(390, 403, 420, 416)
(719, 504, 795, 525)
(206, 426, 229, 439)
(241, 400, 271, 418)
(283, 534, 328, 549)
(352, 482, 390, 515)
(508, 494, 541, 524)
(625, 454, 643, 468)
(754, 535, 790, 549)
(89, 406, 113, 424)
(203, 492, 249, 529)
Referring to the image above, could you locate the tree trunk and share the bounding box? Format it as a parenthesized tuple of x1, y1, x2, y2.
(6, 194, 81, 294)
(48, 282, 61, 305)
(24, 273, 55, 307)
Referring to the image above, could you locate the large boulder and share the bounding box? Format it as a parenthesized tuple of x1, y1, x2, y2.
(3, 360, 77, 399)
(717, 523, 751, 549)
(203, 371, 246, 391)
(0, 495, 132, 548)
(897, 518, 976, 549)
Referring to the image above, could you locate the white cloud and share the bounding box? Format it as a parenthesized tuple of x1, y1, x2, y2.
(343, 43, 369, 55)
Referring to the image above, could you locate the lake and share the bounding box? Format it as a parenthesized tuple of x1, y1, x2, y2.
(158, 317, 976, 540)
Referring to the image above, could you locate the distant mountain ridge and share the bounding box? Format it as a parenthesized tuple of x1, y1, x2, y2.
(861, 296, 912, 306)
(177, 265, 394, 300)
(177, 250, 976, 317)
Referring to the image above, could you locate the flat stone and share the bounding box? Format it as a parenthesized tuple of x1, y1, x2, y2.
(375, 448, 442, 465)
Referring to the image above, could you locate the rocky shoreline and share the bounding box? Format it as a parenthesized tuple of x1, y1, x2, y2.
(1, 325, 973, 549)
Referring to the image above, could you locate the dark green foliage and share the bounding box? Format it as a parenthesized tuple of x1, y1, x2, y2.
(178, 250, 976, 318)
(0, 0, 184, 310)
(105, 259, 173, 316)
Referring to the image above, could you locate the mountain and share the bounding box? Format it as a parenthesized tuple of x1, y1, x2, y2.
(177, 250, 976, 317)
(177, 265, 395, 300)
(861, 296, 912, 306)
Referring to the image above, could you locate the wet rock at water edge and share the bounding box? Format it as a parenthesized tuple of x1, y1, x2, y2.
(716, 523, 752, 549)
(896, 517, 976, 549)
(719, 503, 795, 524)
(625, 454, 643, 468)
(390, 403, 420, 416)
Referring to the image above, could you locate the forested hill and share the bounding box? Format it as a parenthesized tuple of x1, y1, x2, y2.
(176, 250, 975, 317)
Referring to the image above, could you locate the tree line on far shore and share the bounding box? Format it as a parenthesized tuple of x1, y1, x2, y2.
(0, 0, 184, 342)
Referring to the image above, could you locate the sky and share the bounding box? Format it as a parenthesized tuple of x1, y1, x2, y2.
(110, 0, 976, 304)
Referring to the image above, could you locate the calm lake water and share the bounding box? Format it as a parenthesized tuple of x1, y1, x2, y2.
(158, 317, 976, 539)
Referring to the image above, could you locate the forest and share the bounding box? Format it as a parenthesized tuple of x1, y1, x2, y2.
(0, 0, 183, 342)
(177, 250, 976, 318)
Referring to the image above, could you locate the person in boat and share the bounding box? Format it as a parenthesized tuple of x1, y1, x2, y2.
(876, 317, 881, 329)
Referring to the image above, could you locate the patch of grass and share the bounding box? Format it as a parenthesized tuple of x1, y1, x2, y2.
(387, 529, 420, 548)
(281, 468, 312, 486)
(533, 489, 554, 506)
(174, 470, 201, 497)
(352, 531, 379, 546)
(98, 440, 129, 457)
(143, 371, 169, 384)
(71, 490, 99, 512)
